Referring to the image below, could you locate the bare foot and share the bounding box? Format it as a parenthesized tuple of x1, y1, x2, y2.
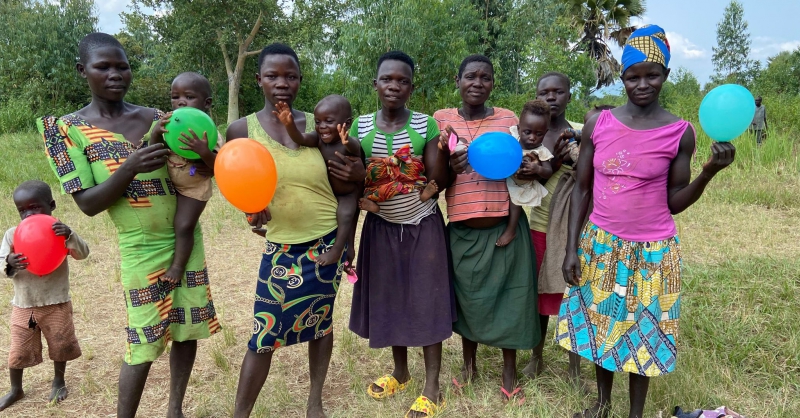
(49, 381, 69, 404)
(161, 265, 184, 284)
(359, 198, 380, 214)
(0, 388, 24, 411)
(306, 403, 327, 418)
(522, 355, 543, 379)
(573, 403, 610, 418)
(496, 228, 517, 247)
(316, 247, 343, 266)
(420, 180, 438, 202)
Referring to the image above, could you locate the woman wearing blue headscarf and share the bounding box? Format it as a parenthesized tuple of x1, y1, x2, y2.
(556, 25, 736, 418)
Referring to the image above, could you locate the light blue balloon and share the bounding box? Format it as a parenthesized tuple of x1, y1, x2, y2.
(467, 132, 523, 180)
(698, 84, 756, 142)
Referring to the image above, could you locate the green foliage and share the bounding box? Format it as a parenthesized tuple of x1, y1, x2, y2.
(564, 0, 646, 89)
(0, 0, 97, 131)
(754, 49, 800, 96)
(712, 0, 757, 86)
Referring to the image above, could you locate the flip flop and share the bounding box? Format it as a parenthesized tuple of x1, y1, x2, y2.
(405, 395, 446, 418)
(501, 386, 525, 406)
(451, 377, 468, 394)
(366, 374, 411, 400)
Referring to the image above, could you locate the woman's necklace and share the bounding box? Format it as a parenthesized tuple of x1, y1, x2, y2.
(459, 106, 490, 140)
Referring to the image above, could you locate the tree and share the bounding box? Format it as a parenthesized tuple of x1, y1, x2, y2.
(659, 67, 702, 119)
(335, 0, 485, 115)
(754, 49, 800, 96)
(564, 0, 645, 89)
(712, 0, 756, 85)
(0, 0, 97, 112)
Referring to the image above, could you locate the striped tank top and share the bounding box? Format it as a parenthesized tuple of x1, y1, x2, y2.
(351, 111, 441, 225)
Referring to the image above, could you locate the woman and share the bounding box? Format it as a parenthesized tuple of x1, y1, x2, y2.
(523, 71, 585, 379)
(227, 43, 364, 418)
(433, 54, 539, 401)
(37, 33, 219, 418)
(348, 50, 454, 418)
(558, 26, 735, 418)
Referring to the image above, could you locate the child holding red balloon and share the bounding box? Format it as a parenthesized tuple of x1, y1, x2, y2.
(150, 72, 224, 283)
(0, 181, 89, 411)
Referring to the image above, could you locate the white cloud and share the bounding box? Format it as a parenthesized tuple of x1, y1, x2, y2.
(779, 41, 800, 52)
(665, 32, 705, 59)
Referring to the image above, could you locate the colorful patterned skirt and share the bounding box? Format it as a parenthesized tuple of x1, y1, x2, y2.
(249, 230, 344, 353)
(555, 222, 682, 377)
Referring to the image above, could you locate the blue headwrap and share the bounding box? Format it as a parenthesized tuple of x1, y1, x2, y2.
(621, 25, 671, 74)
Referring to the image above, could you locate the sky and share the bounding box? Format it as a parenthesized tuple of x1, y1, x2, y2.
(95, 0, 800, 87)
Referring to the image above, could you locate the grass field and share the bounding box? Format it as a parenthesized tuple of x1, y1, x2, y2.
(0, 130, 797, 417)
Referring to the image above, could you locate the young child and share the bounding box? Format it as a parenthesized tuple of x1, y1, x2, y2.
(0, 181, 89, 411)
(150, 72, 224, 283)
(357, 149, 440, 215)
(273, 95, 361, 267)
(499, 99, 555, 247)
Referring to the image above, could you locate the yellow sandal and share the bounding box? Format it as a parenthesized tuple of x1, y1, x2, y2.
(405, 395, 446, 417)
(366, 374, 411, 400)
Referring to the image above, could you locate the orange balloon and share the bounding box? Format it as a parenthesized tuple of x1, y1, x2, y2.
(215, 138, 278, 213)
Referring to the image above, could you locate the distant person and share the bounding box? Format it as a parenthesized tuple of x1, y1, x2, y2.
(751, 96, 767, 145)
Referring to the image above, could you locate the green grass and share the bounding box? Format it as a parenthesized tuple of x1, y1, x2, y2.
(0, 131, 798, 417)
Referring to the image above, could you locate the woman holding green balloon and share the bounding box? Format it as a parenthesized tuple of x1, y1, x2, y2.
(37, 33, 219, 418)
(558, 25, 736, 418)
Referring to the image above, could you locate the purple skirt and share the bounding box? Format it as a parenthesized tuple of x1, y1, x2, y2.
(349, 209, 456, 348)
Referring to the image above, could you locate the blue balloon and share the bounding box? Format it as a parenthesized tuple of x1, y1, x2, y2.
(467, 132, 523, 180)
(698, 84, 756, 142)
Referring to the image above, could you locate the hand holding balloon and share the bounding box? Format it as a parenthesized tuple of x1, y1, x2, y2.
(702, 142, 736, 176)
(52, 221, 72, 238)
(163, 107, 218, 159)
(6, 253, 29, 271)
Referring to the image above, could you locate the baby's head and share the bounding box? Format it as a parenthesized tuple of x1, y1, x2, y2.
(313, 95, 353, 144)
(171, 72, 213, 112)
(584, 104, 615, 125)
(13, 181, 55, 220)
(517, 99, 550, 150)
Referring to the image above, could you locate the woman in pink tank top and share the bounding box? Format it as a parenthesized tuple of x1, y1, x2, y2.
(556, 25, 736, 418)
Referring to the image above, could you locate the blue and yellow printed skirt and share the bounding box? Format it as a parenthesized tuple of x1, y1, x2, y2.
(555, 222, 682, 376)
(249, 229, 344, 353)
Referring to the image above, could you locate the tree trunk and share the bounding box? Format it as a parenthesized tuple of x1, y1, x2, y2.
(219, 12, 263, 124)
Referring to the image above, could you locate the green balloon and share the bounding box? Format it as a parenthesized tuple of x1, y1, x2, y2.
(163, 107, 218, 159)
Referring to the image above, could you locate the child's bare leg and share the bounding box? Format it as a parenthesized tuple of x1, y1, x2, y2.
(0, 369, 24, 411)
(164, 194, 207, 283)
(496, 203, 521, 247)
(317, 192, 358, 266)
(419, 180, 439, 202)
(358, 197, 380, 213)
(49, 361, 68, 404)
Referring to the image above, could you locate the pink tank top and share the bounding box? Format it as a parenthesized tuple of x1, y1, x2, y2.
(589, 110, 692, 242)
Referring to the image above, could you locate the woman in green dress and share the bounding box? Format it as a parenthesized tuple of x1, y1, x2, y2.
(37, 33, 219, 418)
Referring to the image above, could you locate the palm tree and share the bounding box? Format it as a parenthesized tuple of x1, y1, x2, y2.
(565, 0, 646, 89)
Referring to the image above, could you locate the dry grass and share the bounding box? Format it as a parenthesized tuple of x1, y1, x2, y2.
(0, 132, 798, 417)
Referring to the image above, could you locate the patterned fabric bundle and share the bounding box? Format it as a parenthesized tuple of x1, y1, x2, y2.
(363, 144, 427, 202)
(621, 24, 671, 73)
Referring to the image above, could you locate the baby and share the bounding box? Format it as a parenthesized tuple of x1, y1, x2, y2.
(500, 99, 555, 246)
(150, 72, 224, 283)
(0, 181, 89, 410)
(273, 95, 361, 267)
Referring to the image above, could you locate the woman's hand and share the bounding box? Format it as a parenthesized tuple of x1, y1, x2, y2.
(328, 152, 366, 182)
(553, 133, 572, 163)
(702, 142, 736, 176)
(122, 143, 170, 175)
(562, 250, 581, 286)
(246, 209, 272, 229)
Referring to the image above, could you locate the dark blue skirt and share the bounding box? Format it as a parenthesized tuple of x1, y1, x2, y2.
(248, 229, 344, 353)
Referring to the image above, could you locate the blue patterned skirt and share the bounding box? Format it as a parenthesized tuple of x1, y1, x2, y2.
(248, 230, 344, 353)
(555, 222, 682, 376)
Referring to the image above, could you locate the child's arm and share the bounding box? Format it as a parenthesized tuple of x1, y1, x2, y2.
(339, 123, 362, 156)
(149, 112, 172, 146)
(52, 222, 90, 261)
(273, 102, 319, 147)
(0, 231, 26, 276)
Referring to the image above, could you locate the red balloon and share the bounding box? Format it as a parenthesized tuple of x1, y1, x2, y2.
(13, 214, 67, 276)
